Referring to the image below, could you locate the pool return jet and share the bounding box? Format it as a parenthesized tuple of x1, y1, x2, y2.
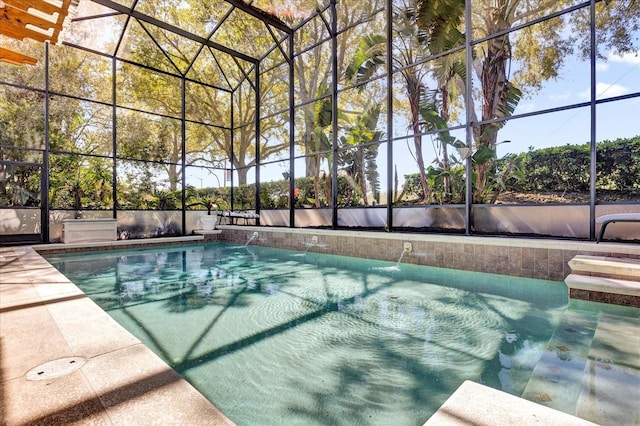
(245, 231, 259, 247)
(396, 242, 412, 268)
(303, 235, 319, 255)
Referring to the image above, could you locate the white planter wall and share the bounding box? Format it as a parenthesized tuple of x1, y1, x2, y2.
(63, 219, 117, 244)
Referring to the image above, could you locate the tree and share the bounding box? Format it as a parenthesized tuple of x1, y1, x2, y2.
(414, 0, 466, 203)
(293, 0, 386, 181)
(408, 0, 639, 203)
(458, 0, 639, 202)
(338, 102, 383, 206)
(345, 0, 468, 204)
(1, 40, 112, 209)
(113, 0, 293, 186)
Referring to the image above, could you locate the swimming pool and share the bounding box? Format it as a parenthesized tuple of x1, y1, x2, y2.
(45, 242, 640, 425)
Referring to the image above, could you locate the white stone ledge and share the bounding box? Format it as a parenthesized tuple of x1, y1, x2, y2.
(36, 235, 204, 252)
(193, 229, 222, 235)
(568, 255, 640, 279)
(565, 273, 640, 296)
(424, 380, 596, 426)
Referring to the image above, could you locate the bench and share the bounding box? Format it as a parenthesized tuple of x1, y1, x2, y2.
(596, 213, 640, 243)
(217, 211, 260, 225)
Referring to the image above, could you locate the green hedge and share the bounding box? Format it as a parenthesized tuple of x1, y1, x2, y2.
(511, 136, 640, 193)
(398, 135, 640, 203)
(47, 136, 639, 210)
(259, 175, 364, 209)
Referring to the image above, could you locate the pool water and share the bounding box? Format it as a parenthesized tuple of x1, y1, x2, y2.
(45, 243, 640, 425)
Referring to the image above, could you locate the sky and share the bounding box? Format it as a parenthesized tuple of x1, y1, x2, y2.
(500, 49, 640, 156)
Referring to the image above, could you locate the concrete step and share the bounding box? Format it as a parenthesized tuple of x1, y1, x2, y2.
(426, 380, 597, 426)
(565, 273, 640, 296)
(568, 255, 640, 281)
(575, 313, 640, 425)
(521, 310, 598, 414)
(565, 255, 640, 307)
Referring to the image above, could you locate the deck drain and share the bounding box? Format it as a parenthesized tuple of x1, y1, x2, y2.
(26, 356, 86, 381)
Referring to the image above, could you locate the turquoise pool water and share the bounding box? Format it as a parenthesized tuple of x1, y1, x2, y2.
(45, 243, 640, 425)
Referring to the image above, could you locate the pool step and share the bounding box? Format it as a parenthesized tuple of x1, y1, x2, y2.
(568, 255, 640, 280)
(565, 255, 640, 307)
(575, 313, 640, 425)
(520, 310, 598, 413)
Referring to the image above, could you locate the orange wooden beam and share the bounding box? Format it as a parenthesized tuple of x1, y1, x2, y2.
(2, 0, 62, 16)
(1, 5, 63, 32)
(0, 0, 78, 66)
(0, 20, 52, 42)
(50, 0, 76, 43)
(0, 46, 38, 65)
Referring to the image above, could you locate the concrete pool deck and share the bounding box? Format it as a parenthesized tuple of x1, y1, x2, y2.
(0, 236, 636, 425)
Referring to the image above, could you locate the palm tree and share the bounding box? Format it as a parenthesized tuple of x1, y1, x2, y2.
(305, 82, 333, 207)
(345, 0, 467, 204)
(187, 193, 227, 215)
(337, 103, 383, 206)
(415, 0, 466, 202)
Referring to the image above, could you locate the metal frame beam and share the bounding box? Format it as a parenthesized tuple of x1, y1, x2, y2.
(289, 35, 296, 227)
(91, 0, 258, 64)
(464, 0, 473, 235)
(42, 43, 50, 243)
(386, 0, 393, 231)
(224, 0, 293, 34)
(589, 0, 597, 240)
(111, 56, 117, 221)
(330, 0, 338, 229)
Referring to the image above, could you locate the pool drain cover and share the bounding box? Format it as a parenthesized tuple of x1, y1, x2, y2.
(26, 356, 86, 381)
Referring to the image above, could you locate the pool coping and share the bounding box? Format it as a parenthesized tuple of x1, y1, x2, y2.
(1, 234, 634, 424)
(425, 381, 596, 425)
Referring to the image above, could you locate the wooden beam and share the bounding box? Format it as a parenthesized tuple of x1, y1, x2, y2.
(0, 0, 77, 66)
(1, 5, 63, 32)
(2, 0, 62, 16)
(50, 0, 75, 43)
(0, 20, 52, 42)
(0, 46, 38, 65)
(1, 0, 77, 45)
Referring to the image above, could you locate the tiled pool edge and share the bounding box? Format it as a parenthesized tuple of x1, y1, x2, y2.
(218, 226, 640, 282)
(565, 255, 640, 307)
(0, 246, 233, 426)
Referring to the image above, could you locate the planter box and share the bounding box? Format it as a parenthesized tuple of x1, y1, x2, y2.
(198, 214, 218, 231)
(63, 219, 117, 244)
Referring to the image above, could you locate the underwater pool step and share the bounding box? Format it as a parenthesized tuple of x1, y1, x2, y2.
(575, 313, 640, 425)
(520, 310, 598, 414)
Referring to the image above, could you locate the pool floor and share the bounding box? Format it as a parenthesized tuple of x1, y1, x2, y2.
(43, 242, 640, 425)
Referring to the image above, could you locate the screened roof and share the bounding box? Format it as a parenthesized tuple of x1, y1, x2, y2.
(1, 0, 326, 86)
(61, 0, 325, 89)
